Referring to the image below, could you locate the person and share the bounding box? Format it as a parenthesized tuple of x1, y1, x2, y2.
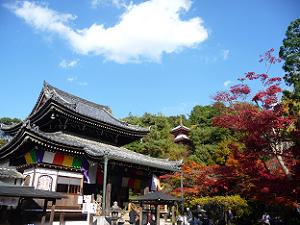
(129, 208, 138, 225)
(186, 208, 193, 225)
(177, 214, 184, 225)
(261, 212, 271, 225)
(227, 209, 233, 225)
(183, 213, 189, 225)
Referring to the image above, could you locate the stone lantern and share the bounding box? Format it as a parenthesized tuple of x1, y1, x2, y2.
(110, 201, 121, 225)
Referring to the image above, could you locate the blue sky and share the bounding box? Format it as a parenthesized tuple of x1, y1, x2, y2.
(0, 0, 299, 120)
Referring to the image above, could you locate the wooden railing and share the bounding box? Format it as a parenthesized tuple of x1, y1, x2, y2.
(34, 194, 81, 210)
(56, 194, 81, 209)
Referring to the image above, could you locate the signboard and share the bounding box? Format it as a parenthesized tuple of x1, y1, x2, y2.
(84, 195, 92, 203)
(78, 195, 83, 204)
(82, 203, 97, 214)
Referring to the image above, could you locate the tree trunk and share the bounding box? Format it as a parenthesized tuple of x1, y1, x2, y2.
(275, 155, 292, 180)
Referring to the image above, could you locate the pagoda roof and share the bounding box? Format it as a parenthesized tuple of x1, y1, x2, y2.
(0, 124, 182, 172)
(2, 82, 149, 136)
(174, 134, 190, 142)
(171, 124, 190, 133)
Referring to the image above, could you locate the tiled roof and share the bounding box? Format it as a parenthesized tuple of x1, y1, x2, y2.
(0, 181, 65, 199)
(0, 125, 181, 172)
(43, 82, 149, 132)
(174, 134, 190, 141)
(130, 191, 181, 203)
(0, 167, 23, 179)
(1, 82, 149, 135)
(171, 124, 190, 132)
(36, 130, 182, 172)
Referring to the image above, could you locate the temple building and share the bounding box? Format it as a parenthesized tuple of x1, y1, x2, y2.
(171, 119, 192, 148)
(0, 82, 182, 217)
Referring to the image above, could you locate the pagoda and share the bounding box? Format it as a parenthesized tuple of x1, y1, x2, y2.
(0, 82, 181, 215)
(171, 118, 192, 147)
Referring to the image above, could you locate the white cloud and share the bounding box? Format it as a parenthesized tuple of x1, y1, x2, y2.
(199, 48, 230, 64)
(66, 76, 88, 86)
(222, 49, 230, 60)
(67, 76, 77, 82)
(9, 0, 208, 63)
(224, 80, 232, 87)
(200, 55, 218, 64)
(91, 0, 129, 9)
(77, 81, 88, 86)
(59, 59, 79, 68)
(91, 0, 103, 8)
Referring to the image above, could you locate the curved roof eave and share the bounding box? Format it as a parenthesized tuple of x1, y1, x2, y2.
(1, 82, 150, 136)
(0, 126, 182, 172)
(43, 82, 150, 133)
(38, 131, 182, 172)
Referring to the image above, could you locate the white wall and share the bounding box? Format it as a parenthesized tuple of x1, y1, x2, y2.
(24, 167, 83, 192)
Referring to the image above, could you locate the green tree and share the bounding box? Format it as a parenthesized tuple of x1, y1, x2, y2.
(188, 195, 250, 223)
(0, 117, 20, 148)
(0, 117, 21, 125)
(188, 105, 232, 164)
(280, 18, 300, 91)
(0, 139, 7, 147)
(279, 18, 300, 115)
(167, 114, 190, 128)
(123, 113, 187, 159)
(279, 18, 300, 170)
(190, 105, 219, 126)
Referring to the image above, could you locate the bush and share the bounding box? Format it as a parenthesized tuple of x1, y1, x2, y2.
(187, 195, 250, 224)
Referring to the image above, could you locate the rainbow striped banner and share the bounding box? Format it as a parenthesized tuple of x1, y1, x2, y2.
(24, 149, 87, 169)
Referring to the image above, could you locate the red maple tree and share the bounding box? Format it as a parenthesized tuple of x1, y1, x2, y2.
(213, 49, 295, 179)
(163, 49, 299, 208)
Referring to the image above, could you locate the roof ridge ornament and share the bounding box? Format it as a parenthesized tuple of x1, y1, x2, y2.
(44, 84, 77, 109)
(22, 119, 31, 129)
(32, 123, 39, 131)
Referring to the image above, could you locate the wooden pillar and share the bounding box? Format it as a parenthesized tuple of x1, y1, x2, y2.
(106, 182, 112, 211)
(102, 155, 109, 214)
(144, 186, 149, 195)
(156, 205, 160, 225)
(49, 199, 56, 225)
(41, 199, 48, 225)
(139, 205, 143, 225)
(59, 212, 65, 225)
(171, 206, 176, 225)
(180, 170, 184, 213)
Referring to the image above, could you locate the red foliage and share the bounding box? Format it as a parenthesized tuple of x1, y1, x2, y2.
(163, 151, 300, 207)
(209, 49, 298, 206)
(213, 49, 294, 156)
(163, 49, 299, 209)
(259, 48, 282, 64)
